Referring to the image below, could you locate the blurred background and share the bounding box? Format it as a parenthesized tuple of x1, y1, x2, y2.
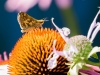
(0, 0, 100, 54)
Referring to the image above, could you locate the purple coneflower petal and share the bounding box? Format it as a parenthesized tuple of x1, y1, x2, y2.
(3, 51, 8, 61)
(38, 0, 52, 10)
(0, 51, 8, 62)
(85, 64, 100, 72)
(79, 69, 100, 75)
(0, 55, 3, 62)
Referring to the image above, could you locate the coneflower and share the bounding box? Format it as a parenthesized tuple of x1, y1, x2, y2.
(8, 28, 69, 75)
(1, 8, 100, 75)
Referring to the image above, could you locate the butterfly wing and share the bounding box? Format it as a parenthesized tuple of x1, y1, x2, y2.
(17, 12, 37, 30)
(17, 12, 46, 33)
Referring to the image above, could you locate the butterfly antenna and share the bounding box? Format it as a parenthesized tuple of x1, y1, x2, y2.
(43, 17, 49, 21)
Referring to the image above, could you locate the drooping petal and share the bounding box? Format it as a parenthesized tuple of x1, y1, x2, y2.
(55, 0, 72, 9)
(47, 54, 59, 69)
(87, 9, 100, 40)
(79, 69, 100, 75)
(90, 22, 100, 42)
(51, 18, 70, 43)
(5, 0, 38, 12)
(88, 46, 100, 58)
(38, 0, 52, 10)
(47, 40, 61, 69)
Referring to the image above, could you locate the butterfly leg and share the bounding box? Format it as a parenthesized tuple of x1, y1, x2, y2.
(21, 30, 25, 33)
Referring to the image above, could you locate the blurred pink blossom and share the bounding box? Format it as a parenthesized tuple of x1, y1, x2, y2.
(55, 0, 72, 9)
(5, 0, 72, 12)
(38, 0, 52, 10)
(5, 0, 39, 12)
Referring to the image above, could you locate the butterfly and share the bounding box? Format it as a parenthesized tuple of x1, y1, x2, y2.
(17, 11, 48, 33)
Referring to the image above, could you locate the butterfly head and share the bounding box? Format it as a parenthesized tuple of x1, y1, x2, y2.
(37, 18, 48, 25)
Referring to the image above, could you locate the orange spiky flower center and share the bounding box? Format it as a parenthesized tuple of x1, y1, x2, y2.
(8, 28, 69, 75)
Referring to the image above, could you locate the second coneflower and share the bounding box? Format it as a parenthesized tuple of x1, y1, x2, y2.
(8, 28, 69, 75)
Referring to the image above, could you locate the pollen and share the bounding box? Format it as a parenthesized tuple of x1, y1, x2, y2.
(8, 28, 69, 75)
(70, 35, 92, 51)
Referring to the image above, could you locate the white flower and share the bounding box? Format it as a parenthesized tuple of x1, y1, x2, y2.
(47, 8, 100, 70)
